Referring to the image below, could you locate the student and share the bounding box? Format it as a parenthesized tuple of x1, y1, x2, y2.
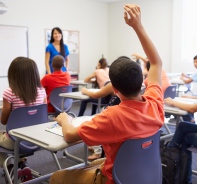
(45, 27, 70, 74)
(132, 53, 171, 94)
(81, 82, 120, 160)
(78, 58, 110, 116)
(164, 97, 197, 183)
(41, 55, 71, 113)
(0, 57, 46, 178)
(50, 4, 164, 184)
(180, 55, 197, 84)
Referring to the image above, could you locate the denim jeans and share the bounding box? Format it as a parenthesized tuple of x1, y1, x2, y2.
(168, 121, 197, 183)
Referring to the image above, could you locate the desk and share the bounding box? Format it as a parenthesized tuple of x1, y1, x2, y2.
(9, 116, 93, 184)
(60, 89, 101, 113)
(174, 97, 197, 104)
(164, 104, 188, 134)
(70, 80, 90, 88)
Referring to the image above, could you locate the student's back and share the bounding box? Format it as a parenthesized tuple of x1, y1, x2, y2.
(41, 55, 71, 112)
(0, 57, 46, 172)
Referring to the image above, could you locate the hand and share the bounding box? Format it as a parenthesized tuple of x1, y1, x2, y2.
(131, 53, 139, 59)
(164, 97, 174, 106)
(124, 4, 141, 29)
(81, 87, 88, 94)
(55, 112, 72, 126)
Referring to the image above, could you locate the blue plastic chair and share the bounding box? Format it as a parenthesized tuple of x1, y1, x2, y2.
(49, 85, 76, 118)
(164, 85, 177, 99)
(0, 104, 61, 183)
(112, 131, 162, 184)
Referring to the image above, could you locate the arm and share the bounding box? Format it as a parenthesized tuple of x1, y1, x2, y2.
(65, 56, 69, 70)
(1, 98, 12, 125)
(56, 112, 81, 143)
(181, 95, 197, 99)
(132, 53, 148, 63)
(164, 97, 197, 113)
(45, 52, 51, 74)
(180, 74, 193, 84)
(84, 72, 97, 83)
(124, 4, 162, 86)
(81, 83, 113, 99)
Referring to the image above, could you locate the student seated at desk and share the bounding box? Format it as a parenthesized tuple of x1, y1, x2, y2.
(78, 58, 110, 116)
(132, 53, 171, 94)
(0, 57, 46, 181)
(81, 82, 120, 160)
(180, 55, 197, 84)
(50, 4, 164, 184)
(41, 55, 71, 113)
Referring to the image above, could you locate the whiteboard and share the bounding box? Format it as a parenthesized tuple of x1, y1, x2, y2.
(0, 25, 28, 77)
(45, 29, 79, 73)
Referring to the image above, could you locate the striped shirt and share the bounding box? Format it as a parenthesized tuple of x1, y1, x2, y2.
(3, 87, 46, 110)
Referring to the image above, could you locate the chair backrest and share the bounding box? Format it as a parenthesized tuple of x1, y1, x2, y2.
(112, 131, 162, 184)
(49, 85, 73, 114)
(6, 104, 48, 153)
(164, 85, 177, 99)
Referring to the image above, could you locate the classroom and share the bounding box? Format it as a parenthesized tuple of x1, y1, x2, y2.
(0, 0, 196, 96)
(0, 0, 197, 183)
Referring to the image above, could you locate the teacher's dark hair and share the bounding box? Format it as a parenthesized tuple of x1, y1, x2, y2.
(8, 57, 42, 105)
(50, 27, 66, 58)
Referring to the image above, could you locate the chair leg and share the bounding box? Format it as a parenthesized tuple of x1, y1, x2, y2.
(3, 156, 14, 184)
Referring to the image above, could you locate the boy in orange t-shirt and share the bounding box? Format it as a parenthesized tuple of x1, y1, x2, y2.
(50, 4, 164, 184)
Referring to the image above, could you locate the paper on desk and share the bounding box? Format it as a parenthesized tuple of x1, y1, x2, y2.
(45, 116, 95, 137)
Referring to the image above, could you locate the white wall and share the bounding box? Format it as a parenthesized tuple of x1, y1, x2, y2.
(108, 0, 172, 72)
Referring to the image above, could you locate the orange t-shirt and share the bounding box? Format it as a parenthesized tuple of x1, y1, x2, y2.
(77, 83, 164, 184)
(41, 71, 71, 112)
(144, 70, 171, 94)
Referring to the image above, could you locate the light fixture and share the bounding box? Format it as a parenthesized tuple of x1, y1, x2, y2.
(0, 2, 8, 14)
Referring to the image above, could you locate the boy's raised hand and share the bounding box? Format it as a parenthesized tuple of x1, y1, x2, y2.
(124, 4, 141, 29)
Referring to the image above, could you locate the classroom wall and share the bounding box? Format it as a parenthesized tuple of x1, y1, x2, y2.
(108, 0, 172, 72)
(0, 0, 109, 96)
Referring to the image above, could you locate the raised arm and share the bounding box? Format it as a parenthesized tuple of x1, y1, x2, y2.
(124, 4, 162, 86)
(81, 82, 113, 99)
(132, 53, 148, 63)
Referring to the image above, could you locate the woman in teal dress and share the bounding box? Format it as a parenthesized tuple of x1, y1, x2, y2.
(45, 27, 70, 74)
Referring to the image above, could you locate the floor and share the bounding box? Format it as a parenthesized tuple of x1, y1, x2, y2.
(0, 101, 197, 183)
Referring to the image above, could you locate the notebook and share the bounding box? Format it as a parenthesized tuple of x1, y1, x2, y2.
(45, 116, 95, 137)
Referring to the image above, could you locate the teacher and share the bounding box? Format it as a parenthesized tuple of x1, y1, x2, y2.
(45, 27, 70, 74)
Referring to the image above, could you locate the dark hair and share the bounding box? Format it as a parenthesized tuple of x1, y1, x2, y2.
(50, 27, 65, 58)
(109, 56, 143, 97)
(8, 57, 42, 105)
(146, 61, 150, 71)
(99, 58, 108, 69)
(52, 55, 64, 70)
(194, 55, 197, 60)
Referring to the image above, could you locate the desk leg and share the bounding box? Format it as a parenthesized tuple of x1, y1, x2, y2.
(84, 144, 88, 166)
(14, 138, 20, 184)
(62, 98, 66, 112)
(97, 98, 101, 113)
(176, 115, 180, 128)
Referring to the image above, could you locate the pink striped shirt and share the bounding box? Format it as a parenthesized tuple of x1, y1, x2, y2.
(3, 87, 46, 110)
(95, 68, 110, 88)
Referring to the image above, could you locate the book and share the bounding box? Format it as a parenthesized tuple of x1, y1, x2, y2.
(45, 123, 63, 136)
(45, 116, 95, 137)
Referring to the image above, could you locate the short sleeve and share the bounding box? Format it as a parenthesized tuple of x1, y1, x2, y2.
(45, 44, 51, 53)
(3, 88, 13, 104)
(64, 45, 70, 56)
(191, 73, 197, 82)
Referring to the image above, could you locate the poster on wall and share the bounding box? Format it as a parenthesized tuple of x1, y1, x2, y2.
(45, 29, 79, 74)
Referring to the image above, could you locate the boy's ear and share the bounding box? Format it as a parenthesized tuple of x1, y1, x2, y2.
(112, 86, 118, 95)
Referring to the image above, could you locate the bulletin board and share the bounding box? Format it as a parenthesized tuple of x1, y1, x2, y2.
(45, 29, 80, 73)
(0, 25, 29, 77)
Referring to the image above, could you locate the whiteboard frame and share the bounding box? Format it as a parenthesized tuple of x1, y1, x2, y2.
(0, 24, 29, 77)
(45, 29, 80, 74)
